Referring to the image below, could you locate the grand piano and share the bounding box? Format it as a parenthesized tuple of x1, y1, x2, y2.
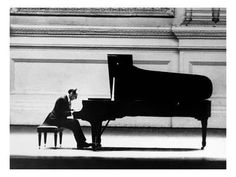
(73, 54, 213, 150)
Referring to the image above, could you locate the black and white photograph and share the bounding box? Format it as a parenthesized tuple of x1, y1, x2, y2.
(6, 0, 230, 172)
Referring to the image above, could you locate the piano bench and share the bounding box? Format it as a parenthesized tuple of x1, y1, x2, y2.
(37, 125, 63, 149)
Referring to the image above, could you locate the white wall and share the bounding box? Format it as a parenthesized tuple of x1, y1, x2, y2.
(10, 8, 226, 128)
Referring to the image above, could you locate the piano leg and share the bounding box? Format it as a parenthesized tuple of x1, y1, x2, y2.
(201, 117, 208, 150)
(90, 121, 102, 151)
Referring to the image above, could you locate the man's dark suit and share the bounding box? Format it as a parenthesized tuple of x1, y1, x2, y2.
(44, 95, 86, 144)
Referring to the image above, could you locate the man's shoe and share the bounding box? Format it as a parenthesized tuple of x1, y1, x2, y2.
(92, 143, 102, 151)
(77, 142, 92, 149)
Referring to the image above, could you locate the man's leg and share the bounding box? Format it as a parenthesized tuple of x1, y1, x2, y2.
(59, 119, 86, 145)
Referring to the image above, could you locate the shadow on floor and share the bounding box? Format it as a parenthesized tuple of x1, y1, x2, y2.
(46, 146, 200, 151)
(97, 147, 200, 151)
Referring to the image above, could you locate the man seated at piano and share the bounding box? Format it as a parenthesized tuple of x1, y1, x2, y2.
(43, 89, 92, 149)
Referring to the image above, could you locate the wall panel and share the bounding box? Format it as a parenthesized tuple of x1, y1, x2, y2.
(172, 50, 226, 128)
(10, 42, 178, 126)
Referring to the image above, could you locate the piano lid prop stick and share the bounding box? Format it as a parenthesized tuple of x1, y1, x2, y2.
(111, 77, 115, 101)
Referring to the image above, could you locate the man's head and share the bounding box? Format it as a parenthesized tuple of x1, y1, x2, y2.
(68, 88, 78, 100)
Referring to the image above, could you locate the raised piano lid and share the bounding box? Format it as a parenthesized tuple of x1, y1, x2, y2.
(107, 54, 213, 102)
(108, 54, 133, 98)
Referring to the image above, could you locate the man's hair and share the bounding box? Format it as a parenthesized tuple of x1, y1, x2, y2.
(68, 88, 77, 95)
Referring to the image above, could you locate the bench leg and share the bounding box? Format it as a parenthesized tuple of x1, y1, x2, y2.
(44, 132, 47, 147)
(38, 132, 42, 149)
(59, 131, 63, 147)
(54, 132, 57, 148)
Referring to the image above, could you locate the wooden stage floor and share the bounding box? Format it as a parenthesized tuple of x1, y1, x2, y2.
(10, 126, 226, 169)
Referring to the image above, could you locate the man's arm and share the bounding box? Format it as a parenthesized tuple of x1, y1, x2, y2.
(54, 98, 71, 118)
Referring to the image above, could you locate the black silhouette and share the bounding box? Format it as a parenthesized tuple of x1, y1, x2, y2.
(73, 54, 213, 150)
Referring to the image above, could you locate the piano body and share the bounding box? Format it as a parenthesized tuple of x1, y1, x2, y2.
(73, 54, 213, 150)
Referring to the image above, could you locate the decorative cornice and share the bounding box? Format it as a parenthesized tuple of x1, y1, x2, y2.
(172, 26, 226, 39)
(10, 25, 174, 38)
(182, 8, 226, 26)
(10, 8, 175, 17)
(10, 24, 226, 40)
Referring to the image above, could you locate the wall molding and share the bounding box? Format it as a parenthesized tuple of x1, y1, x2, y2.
(10, 42, 226, 51)
(188, 61, 226, 74)
(10, 8, 175, 17)
(11, 58, 107, 64)
(190, 61, 226, 66)
(172, 26, 226, 39)
(10, 25, 174, 38)
(10, 24, 226, 40)
(11, 57, 171, 65)
(178, 46, 226, 50)
(10, 42, 178, 50)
